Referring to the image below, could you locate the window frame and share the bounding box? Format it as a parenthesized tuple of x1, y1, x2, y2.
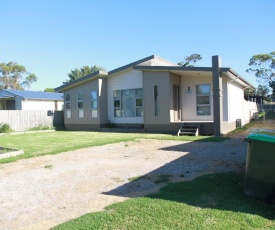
(77, 92, 84, 118)
(91, 90, 98, 118)
(114, 88, 143, 117)
(196, 84, 211, 116)
(154, 85, 159, 117)
(65, 93, 71, 119)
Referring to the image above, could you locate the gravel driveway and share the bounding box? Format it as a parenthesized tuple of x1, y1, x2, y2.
(0, 138, 247, 230)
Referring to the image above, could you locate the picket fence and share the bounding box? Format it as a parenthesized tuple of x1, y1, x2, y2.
(0, 110, 64, 131)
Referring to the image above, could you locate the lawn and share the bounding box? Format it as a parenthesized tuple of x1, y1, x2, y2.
(0, 131, 226, 164)
(53, 173, 275, 229)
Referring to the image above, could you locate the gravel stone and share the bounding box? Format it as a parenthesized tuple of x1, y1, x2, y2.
(0, 138, 247, 230)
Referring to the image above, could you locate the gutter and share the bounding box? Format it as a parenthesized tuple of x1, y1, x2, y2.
(223, 68, 255, 90)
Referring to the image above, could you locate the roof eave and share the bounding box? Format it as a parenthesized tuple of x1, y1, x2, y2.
(2, 89, 25, 99)
(55, 70, 108, 92)
(133, 65, 213, 72)
(108, 55, 156, 75)
(221, 67, 256, 90)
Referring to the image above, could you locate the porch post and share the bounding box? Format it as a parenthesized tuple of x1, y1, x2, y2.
(212, 56, 223, 136)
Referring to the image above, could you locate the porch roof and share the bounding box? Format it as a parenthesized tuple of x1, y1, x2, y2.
(133, 66, 255, 90)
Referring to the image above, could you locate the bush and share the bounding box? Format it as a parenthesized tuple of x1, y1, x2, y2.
(0, 123, 12, 133)
(29, 125, 52, 131)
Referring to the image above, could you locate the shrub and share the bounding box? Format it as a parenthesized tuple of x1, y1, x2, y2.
(0, 123, 12, 133)
(29, 125, 52, 131)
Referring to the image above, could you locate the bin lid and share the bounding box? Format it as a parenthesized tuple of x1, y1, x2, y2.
(245, 129, 275, 144)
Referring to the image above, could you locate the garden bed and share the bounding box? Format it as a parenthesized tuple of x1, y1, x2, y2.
(0, 147, 24, 159)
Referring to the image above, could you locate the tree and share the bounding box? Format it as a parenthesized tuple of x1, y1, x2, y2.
(0, 62, 37, 90)
(269, 81, 275, 99)
(246, 51, 275, 96)
(256, 84, 271, 101)
(44, 88, 55, 92)
(178, 54, 202, 67)
(64, 65, 105, 84)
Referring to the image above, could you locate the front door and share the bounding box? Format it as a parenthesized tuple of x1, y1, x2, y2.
(173, 85, 180, 121)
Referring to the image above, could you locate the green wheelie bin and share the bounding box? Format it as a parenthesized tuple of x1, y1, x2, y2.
(244, 129, 275, 201)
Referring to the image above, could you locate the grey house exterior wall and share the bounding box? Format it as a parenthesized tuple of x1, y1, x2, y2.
(142, 71, 187, 133)
(64, 78, 108, 131)
(143, 71, 171, 132)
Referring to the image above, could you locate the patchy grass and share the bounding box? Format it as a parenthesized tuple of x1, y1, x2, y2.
(44, 164, 53, 169)
(154, 174, 172, 184)
(28, 125, 53, 131)
(0, 147, 13, 154)
(226, 121, 258, 136)
(128, 175, 147, 181)
(0, 131, 226, 164)
(53, 173, 275, 229)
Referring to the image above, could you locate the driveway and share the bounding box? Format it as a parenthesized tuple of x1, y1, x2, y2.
(0, 138, 247, 230)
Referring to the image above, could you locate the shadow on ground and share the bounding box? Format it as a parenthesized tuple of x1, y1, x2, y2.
(103, 139, 246, 197)
(102, 138, 275, 220)
(148, 173, 275, 220)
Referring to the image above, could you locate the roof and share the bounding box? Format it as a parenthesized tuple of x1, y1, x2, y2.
(55, 55, 176, 92)
(55, 70, 108, 92)
(0, 89, 64, 101)
(134, 65, 255, 90)
(55, 54, 255, 92)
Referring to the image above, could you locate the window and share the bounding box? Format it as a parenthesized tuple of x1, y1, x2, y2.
(196, 84, 210, 115)
(77, 92, 84, 118)
(65, 93, 71, 118)
(114, 88, 143, 117)
(154, 85, 158, 116)
(91, 91, 98, 118)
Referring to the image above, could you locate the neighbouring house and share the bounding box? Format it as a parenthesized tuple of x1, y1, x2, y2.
(55, 55, 257, 136)
(0, 89, 64, 111)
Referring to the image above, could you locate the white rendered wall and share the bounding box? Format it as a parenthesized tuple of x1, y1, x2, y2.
(21, 100, 63, 110)
(107, 69, 143, 124)
(227, 82, 245, 123)
(136, 57, 178, 67)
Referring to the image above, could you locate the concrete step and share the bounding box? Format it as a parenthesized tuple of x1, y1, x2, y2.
(177, 123, 201, 136)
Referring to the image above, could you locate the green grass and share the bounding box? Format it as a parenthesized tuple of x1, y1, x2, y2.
(0, 147, 14, 154)
(227, 121, 258, 136)
(128, 175, 147, 181)
(28, 125, 53, 131)
(0, 131, 227, 164)
(53, 173, 275, 229)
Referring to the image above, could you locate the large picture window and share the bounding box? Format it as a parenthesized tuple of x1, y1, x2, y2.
(196, 84, 210, 115)
(114, 88, 143, 117)
(91, 91, 98, 118)
(77, 92, 84, 118)
(65, 93, 71, 118)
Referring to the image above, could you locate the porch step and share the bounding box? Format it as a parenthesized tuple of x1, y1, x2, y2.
(177, 123, 201, 136)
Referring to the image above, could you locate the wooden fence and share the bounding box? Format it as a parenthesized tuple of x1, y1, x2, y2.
(0, 110, 64, 131)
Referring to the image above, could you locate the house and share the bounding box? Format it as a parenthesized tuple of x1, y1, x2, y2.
(55, 55, 257, 136)
(0, 89, 63, 111)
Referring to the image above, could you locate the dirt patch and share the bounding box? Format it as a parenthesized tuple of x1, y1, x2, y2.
(0, 138, 247, 230)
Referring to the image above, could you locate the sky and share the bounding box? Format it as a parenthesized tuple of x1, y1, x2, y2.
(0, 0, 274, 91)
